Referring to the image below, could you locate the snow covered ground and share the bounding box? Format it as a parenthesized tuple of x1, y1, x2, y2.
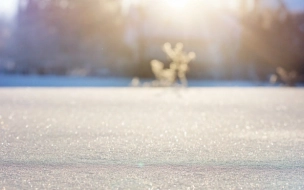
(0, 74, 132, 87)
(0, 74, 278, 87)
(0, 88, 304, 189)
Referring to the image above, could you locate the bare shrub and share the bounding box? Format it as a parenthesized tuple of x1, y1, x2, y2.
(275, 67, 298, 86)
(150, 43, 196, 87)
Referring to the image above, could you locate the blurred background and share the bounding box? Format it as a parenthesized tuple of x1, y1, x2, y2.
(0, 0, 304, 85)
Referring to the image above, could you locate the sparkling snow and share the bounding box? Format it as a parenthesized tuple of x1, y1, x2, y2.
(0, 88, 304, 189)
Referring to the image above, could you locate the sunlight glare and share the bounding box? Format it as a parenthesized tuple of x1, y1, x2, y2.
(150, 0, 240, 24)
(166, 0, 188, 10)
(161, 0, 239, 13)
(0, 0, 18, 18)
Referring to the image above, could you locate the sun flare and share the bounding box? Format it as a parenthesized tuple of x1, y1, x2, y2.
(143, 0, 239, 25)
(165, 0, 188, 10)
(0, 0, 18, 18)
(162, 0, 238, 10)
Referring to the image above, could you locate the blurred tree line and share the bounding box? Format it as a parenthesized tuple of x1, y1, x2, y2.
(1, 0, 304, 82)
(11, 0, 133, 76)
(238, 0, 304, 81)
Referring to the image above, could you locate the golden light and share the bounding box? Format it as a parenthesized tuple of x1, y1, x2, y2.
(161, 0, 239, 11)
(145, 0, 240, 20)
(164, 0, 188, 11)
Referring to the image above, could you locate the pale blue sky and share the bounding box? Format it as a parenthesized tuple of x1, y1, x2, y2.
(0, 0, 304, 19)
(282, 0, 304, 12)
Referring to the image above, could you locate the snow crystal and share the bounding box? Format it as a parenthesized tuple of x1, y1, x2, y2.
(0, 88, 304, 189)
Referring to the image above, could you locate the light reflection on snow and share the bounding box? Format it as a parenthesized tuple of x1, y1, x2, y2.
(0, 88, 304, 188)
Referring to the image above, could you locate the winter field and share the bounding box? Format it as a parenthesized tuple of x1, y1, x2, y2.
(0, 74, 278, 87)
(1, 82, 304, 189)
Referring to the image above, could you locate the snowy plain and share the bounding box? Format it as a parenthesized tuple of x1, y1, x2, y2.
(0, 74, 278, 87)
(1, 86, 304, 189)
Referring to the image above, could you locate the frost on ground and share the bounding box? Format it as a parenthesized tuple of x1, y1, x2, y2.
(0, 88, 304, 189)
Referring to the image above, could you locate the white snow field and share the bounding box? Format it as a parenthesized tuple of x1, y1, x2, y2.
(1, 88, 304, 189)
